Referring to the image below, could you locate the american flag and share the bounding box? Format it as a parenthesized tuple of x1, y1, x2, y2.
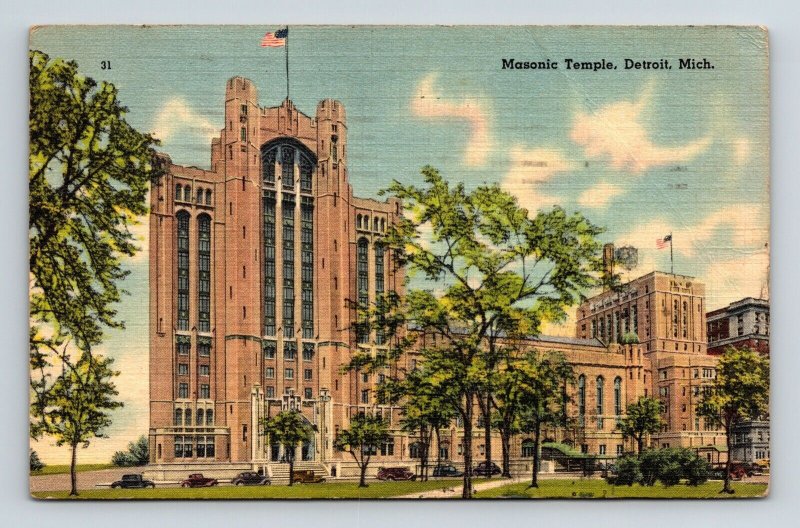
(261, 28, 287, 47)
(656, 234, 672, 249)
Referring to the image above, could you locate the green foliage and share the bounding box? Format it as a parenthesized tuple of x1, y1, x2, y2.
(262, 410, 313, 462)
(620, 332, 639, 344)
(111, 435, 149, 467)
(30, 449, 45, 472)
(613, 454, 642, 486)
(617, 396, 663, 453)
(635, 448, 709, 487)
(334, 414, 391, 487)
(29, 49, 162, 439)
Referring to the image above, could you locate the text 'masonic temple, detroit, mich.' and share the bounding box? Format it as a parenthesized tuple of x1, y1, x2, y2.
(147, 76, 732, 476)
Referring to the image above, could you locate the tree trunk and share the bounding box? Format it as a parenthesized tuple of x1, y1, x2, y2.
(637, 436, 644, 456)
(482, 393, 492, 479)
(462, 394, 474, 499)
(288, 451, 294, 487)
(435, 426, 442, 473)
(723, 420, 733, 494)
(530, 419, 541, 488)
(499, 424, 511, 478)
(359, 456, 369, 487)
(69, 442, 78, 496)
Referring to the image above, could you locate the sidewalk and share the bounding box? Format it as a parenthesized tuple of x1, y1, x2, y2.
(397, 476, 524, 499)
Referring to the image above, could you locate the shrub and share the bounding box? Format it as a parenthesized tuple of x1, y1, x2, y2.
(636, 448, 710, 486)
(30, 450, 45, 472)
(111, 435, 149, 467)
(613, 455, 641, 486)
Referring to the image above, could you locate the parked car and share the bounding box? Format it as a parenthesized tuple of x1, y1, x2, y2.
(232, 471, 271, 486)
(376, 467, 417, 481)
(181, 473, 218, 488)
(292, 470, 325, 484)
(472, 461, 502, 476)
(111, 474, 155, 489)
(431, 464, 463, 478)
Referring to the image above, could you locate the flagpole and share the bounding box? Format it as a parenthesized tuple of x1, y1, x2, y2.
(669, 232, 674, 275)
(285, 26, 289, 101)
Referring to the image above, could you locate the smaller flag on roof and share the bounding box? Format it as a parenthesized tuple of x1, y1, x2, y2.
(656, 234, 672, 249)
(261, 28, 287, 47)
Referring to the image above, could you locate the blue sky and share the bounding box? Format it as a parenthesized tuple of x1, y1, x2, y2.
(29, 26, 769, 462)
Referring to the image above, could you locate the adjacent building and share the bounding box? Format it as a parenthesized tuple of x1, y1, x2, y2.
(707, 297, 770, 356)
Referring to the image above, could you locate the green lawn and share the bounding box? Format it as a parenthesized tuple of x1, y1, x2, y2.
(477, 479, 768, 499)
(32, 479, 464, 500)
(30, 463, 117, 476)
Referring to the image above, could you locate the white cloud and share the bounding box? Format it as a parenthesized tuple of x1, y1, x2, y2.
(732, 137, 752, 166)
(703, 249, 769, 310)
(570, 85, 712, 173)
(577, 182, 624, 209)
(151, 97, 218, 144)
(410, 73, 491, 167)
(500, 146, 575, 212)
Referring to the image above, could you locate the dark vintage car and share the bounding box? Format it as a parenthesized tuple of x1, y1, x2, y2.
(377, 467, 417, 481)
(431, 464, 464, 478)
(231, 471, 271, 486)
(292, 470, 326, 484)
(111, 474, 155, 489)
(472, 461, 502, 476)
(180, 473, 219, 488)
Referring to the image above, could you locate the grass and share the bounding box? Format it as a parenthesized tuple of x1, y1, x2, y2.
(31, 479, 464, 500)
(30, 463, 117, 476)
(477, 479, 768, 499)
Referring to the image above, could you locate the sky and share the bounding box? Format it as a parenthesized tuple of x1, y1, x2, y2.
(29, 25, 769, 463)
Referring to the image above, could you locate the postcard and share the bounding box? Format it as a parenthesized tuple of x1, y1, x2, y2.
(29, 25, 770, 499)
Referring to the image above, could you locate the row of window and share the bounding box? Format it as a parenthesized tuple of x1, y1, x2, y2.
(356, 214, 387, 233)
(174, 407, 214, 426)
(264, 367, 314, 381)
(177, 382, 210, 399)
(177, 364, 210, 377)
(175, 183, 212, 205)
(262, 341, 315, 361)
(262, 144, 314, 193)
(176, 340, 211, 356)
(577, 375, 623, 429)
(174, 436, 215, 458)
(590, 305, 638, 342)
(356, 239, 387, 344)
(176, 213, 212, 332)
(263, 386, 314, 400)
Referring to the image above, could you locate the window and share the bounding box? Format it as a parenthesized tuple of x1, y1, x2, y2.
(577, 375, 586, 426)
(521, 440, 535, 458)
(301, 200, 314, 338)
(174, 408, 183, 426)
(199, 365, 210, 376)
(242, 424, 248, 443)
(178, 363, 189, 375)
(240, 127, 247, 142)
(284, 342, 297, 360)
(176, 212, 190, 331)
(300, 156, 313, 192)
(263, 148, 276, 184)
(361, 389, 369, 404)
(198, 340, 211, 357)
(197, 188, 203, 203)
(596, 376, 604, 429)
(599, 445, 607, 455)
(357, 238, 369, 343)
(281, 146, 295, 189)
(285, 368, 294, 380)
(199, 384, 210, 399)
(617, 444, 624, 455)
(265, 367, 275, 379)
(198, 215, 211, 332)
(265, 386, 275, 398)
(614, 377, 622, 418)
(304, 369, 313, 381)
(362, 372, 369, 383)
(185, 410, 192, 426)
(197, 409, 204, 426)
(682, 301, 688, 338)
(282, 194, 295, 337)
(184, 186, 191, 202)
(178, 341, 190, 355)
(178, 383, 189, 399)
(380, 439, 395, 456)
(302, 343, 314, 361)
(264, 341, 276, 359)
(304, 388, 312, 399)
(174, 436, 184, 458)
(205, 189, 212, 205)
(263, 193, 276, 335)
(375, 243, 386, 344)
(409, 442, 421, 459)
(175, 183, 182, 200)
(206, 409, 213, 425)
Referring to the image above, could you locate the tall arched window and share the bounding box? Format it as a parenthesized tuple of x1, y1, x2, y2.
(577, 375, 586, 426)
(374, 243, 385, 345)
(197, 408, 204, 426)
(175, 183, 182, 201)
(261, 140, 316, 190)
(174, 408, 183, 426)
(198, 215, 211, 332)
(183, 186, 191, 202)
(206, 409, 214, 426)
(197, 188, 203, 203)
(185, 408, 192, 426)
(596, 376, 605, 429)
(356, 238, 369, 344)
(614, 377, 622, 420)
(263, 192, 276, 336)
(357, 214, 362, 229)
(300, 198, 314, 338)
(282, 194, 295, 338)
(281, 146, 294, 189)
(176, 211, 190, 331)
(205, 189, 212, 205)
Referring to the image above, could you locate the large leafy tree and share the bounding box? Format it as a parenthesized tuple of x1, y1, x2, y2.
(262, 410, 313, 486)
(697, 347, 769, 494)
(334, 414, 391, 487)
(29, 49, 162, 437)
(348, 167, 605, 498)
(617, 396, 663, 456)
(34, 351, 122, 496)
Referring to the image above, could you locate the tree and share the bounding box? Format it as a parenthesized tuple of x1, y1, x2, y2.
(30, 450, 45, 473)
(334, 414, 391, 487)
(617, 397, 663, 455)
(262, 410, 313, 486)
(346, 167, 605, 498)
(29, 50, 162, 438)
(697, 347, 769, 494)
(516, 351, 574, 487)
(111, 435, 149, 467)
(33, 351, 122, 496)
